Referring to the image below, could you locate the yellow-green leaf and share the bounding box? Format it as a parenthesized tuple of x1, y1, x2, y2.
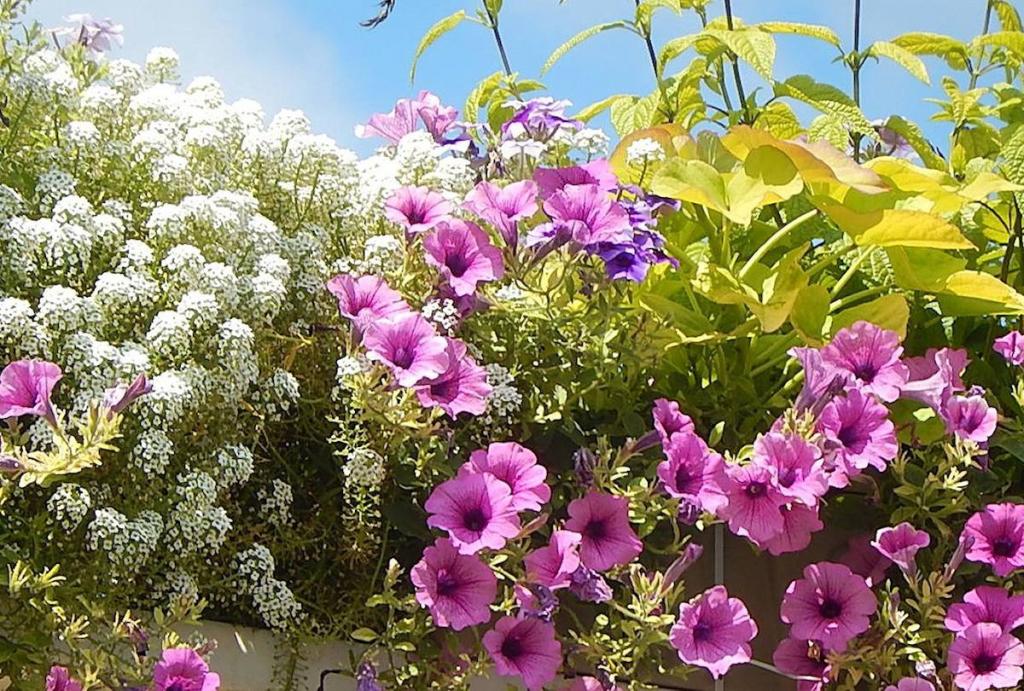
(816, 202, 975, 250)
(994, 0, 1023, 32)
(756, 21, 840, 47)
(651, 159, 729, 212)
(937, 271, 1024, 315)
(773, 75, 874, 136)
(831, 295, 909, 338)
(885, 247, 965, 292)
(975, 31, 1024, 60)
(702, 28, 776, 80)
(891, 32, 968, 70)
(542, 21, 631, 76)
(574, 94, 631, 122)
(867, 40, 930, 84)
(410, 10, 467, 83)
(878, 116, 947, 170)
(791, 284, 830, 344)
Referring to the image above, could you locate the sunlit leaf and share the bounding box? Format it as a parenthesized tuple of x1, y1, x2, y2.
(410, 10, 467, 83)
(831, 294, 909, 338)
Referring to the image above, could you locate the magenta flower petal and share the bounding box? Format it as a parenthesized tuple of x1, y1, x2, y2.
(995, 331, 1024, 366)
(564, 492, 642, 572)
(425, 472, 521, 554)
(424, 220, 505, 297)
(948, 622, 1024, 691)
(0, 359, 62, 423)
(717, 463, 788, 544)
(839, 534, 892, 587)
(539, 184, 631, 247)
(525, 530, 582, 590)
(941, 395, 998, 444)
(533, 160, 618, 199)
(946, 586, 1024, 635)
(326, 274, 410, 331)
(483, 616, 562, 691)
(780, 561, 878, 652)
(902, 347, 968, 411)
(656, 431, 727, 514)
(465, 180, 539, 249)
(669, 585, 758, 679)
(415, 338, 492, 417)
(652, 398, 695, 445)
(885, 679, 936, 691)
(363, 312, 449, 387)
(153, 648, 220, 691)
(753, 432, 828, 507)
(46, 666, 83, 691)
(871, 523, 930, 577)
(821, 321, 909, 402)
(772, 637, 830, 691)
(385, 185, 454, 236)
(763, 504, 824, 556)
(962, 503, 1024, 577)
(411, 537, 497, 630)
(818, 388, 898, 487)
(461, 442, 550, 513)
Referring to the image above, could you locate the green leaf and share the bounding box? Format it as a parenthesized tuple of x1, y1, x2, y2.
(484, 0, 504, 15)
(936, 271, 1024, 315)
(464, 71, 505, 124)
(816, 203, 975, 250)
(773, 75, 874, 136)
(651, 159, 729, 212)
(701, 27, 776, 80)
(975, 31, 1024, 60)
(659, 34, 699, 72)
(867, 40, 930, 84)
(1000, 125, 1024, 209)
(410, 10, 467, 83)
(541, 21, 631, 76)
(994, 0, 1023, 32)
(574, 94, 631, 122)
(610, 94, 659, 135)
(891, 32, 969, 70)
(351, 628, 379, 643)
(886, 247, 965, 292)
(879, 116, 946, 170)
(790, 284, 830, 344)
(756, 21, 841, 47)
(831, 294, 909, 339)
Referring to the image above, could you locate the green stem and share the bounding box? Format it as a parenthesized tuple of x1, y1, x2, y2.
(723, 0, 751, 123)
(969, 0, 994, 89)
(851, 0, 864, 161)
(635, 0, 674, 119)
(739, 209, 818, 279)
(830, 248, 872, 296)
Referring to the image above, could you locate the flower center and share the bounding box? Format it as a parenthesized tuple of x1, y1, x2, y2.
(392, 345, 414, 369)
(500, 635, 524, 660)
(819, 598, 842, 619)
(462, 507, 488, 532)
(973, 653, 999, 674)
(673, 466, 693, 492)
(583, 518, 607, 541)
(692, 621, 713, 642)
(853, 363, 878, 383)
(993, 536, 1017, 557)
(745, 481, 766, 498)
(435, 569, 459, 597)
(836, 422, 868, 453)
(446, 253, 470, 278)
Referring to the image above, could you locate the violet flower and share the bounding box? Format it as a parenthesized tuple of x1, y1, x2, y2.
(423, 220, 505, 297)
(411, 537, 497, 630)
(780, 561, 878, 652)
(532, 184, 631, 249)
(59, 14, 123, 54)
(753, 432, 828, 507)
(884, 680, 935, 691)
(840, 534, 892, 587)
(946, 586, 1024, 635)
(821, 321, 909, 402)
(569, 565, 613, 602)
(564, 492, 642, 572)
(902, 347, 968, 411)
(460, 441, 550, 513)
(0, 359, 63, 424)
(962, 503, 1024, 577)
(46, 666, 83, 691)
(464, 180, 539, 251)
(415, 338, 491, 417)
(772, 638, 830, 691)
(669, 585, 758, 679)
(941, 394, 998, 445)
(763, 504, 824, 556)
(363, 313, 450, 387)
(355, 91, 459, 144)
(384, 186, 453, 237)
(425, 472, 521, 554)
(101, 373, 151, 418)
(656, 430, 727, 514)
(994, 331, 1024, 366)
(483, 616, 563, 691)
(871, 523, 930, 578)
(533, 160, 618, 199)
(947, 622, 1024, 691)
(152, 648, 220, 691)
(501, 97, 580, 141)
(717, 463, 788, 544)
(326, 274, 410, 333)
(524, 530, 582, 590)
(818, 388, 899, 488)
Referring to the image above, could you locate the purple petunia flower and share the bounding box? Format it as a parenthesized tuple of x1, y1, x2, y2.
(356, 660, 383, 691)
(415, 338, 491, 417)
(460, 442, 550, 513)
(0, 359, 62, 424)
(501, 97, 580, 141)
(885, 679, 935, 691)
(564, 492, 643, 572)
(425, 472, 521, 554)
(59, 14, 123, 54)
(46, 666, 83, 691)
(772, 638, 830, 691)
(941, 394, 998, 445)
(656, 431, 727, 514)
(514, 582, 559, 622)
(763, 504, 824, 556)
(753, 432, 828, 507)
(947, 622, 1024, 691)
(902, 347, 968, 411)
(101, 372, 151, 418)
(326, 274, 410, 332)
(821, 321, 909, 402)
(818, 388, 898, 488)
(663, 543, 704, 589)
(423, 220, 505, 297)
(533, 160, 618, 199)
(872, 523, 930, 578)
(653, 398, 695, 445)
(569, 565, 613, 603)
(483, 616, 563, 691)
(464, 180, 539, 251)
(717, 463, 788, 544)
(384, 186, 454, 237)
(363, 312, 449, 387)
(962, 503, 1024, 577)
(411, 537, 497, 630)
(780, 561, 878, 652)
(994, 331, 1024, 366)
(524, 530, 582, 590)
(946, 586, 1024, 635)
(669, 585, 758, 679)
(840, 534, 892, 587)
(153, 648, 220, 691)
(355, 91, 459, 144)
(417, 92, 462, 143)
(532, 184, 631, 249)
(790, 346, 850, 415)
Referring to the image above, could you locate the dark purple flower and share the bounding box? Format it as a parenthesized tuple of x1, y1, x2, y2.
(356, 660, 384, 691)
(501, 97, 580, 141)
(514, 582, 559, 622)
(573, 447, 597, 488)
(569, 565, 613, 603)
(821, 321, 909, 402)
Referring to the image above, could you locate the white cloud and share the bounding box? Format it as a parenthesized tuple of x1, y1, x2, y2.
(27, 0, 356, 145)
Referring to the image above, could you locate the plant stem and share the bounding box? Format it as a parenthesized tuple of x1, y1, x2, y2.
(723, 0, 751, 123)
(484, 4, 513, 77)
(830, 247, 871, 297)
(851, 0, 864, 161)
(739, 209, 818, 279)
(969, 0, 995, 88)
(635, 0, 675, 119)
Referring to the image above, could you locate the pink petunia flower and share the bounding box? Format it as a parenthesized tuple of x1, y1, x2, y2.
(902, 347, 968, 411)
(872, 523, 930, 578)
(423, 220, 505, 297)
(0, 359, 62, 424)
(652, 398, 695, 445)
(994, 331, 1024, 366)
(821, 321, 909, 402)
(780, 561, 878, 652)
(46, 666, 83, 691)
(460, 441, 550, 513)
(363, 312, 449, 387)
(464, 180, 539, 250)
(763, 504, 824, 556)
(753, 432, 828, 507)
(411, 537, 497, 630)
(355, 91, 458, 144)
(525, 530, 582, 590)
(790, 346, 850, 414)
(947, 622, 1024, 691)
(962, 503, 1024, 577)
(425, 472, 521, 554)
(818, 388, 898, 488)
(941, 395, 998, 445)
(563, 677, 623, 691)
(717, 463, 788, 544)
(533, 160, 618, 199)
(537, 184, 631, 248)
(772, 638, 830, 691)
(885, 679, 936, 691)
(564, 492, 642, 572)
(101, 372, 151, 418)
(946, 586, 1024, 635)
(415, 338, 491, 417)
(153, 648, 220, 691)
(840, 534, 892, 587)
(384, 186, 454, 236)
(656, 431, 727, 514)
(483, 616, 562, 691)
(326, 274, 410, 332)
(669, 585, 758, 679)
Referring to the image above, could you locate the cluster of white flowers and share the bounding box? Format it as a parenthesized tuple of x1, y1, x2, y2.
(234, 543, 302, 630)
(481, 363, 524, 427)
(47, 484, 92, 531)
(86, 507, 164, 576)
(343, 448, 386, 490)
(625, 137, 666, 167)
(257, 478, 293, 527)
(422, 298, 460, 335)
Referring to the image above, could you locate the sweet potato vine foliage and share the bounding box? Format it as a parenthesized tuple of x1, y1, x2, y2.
(3, 0, 1024, 689)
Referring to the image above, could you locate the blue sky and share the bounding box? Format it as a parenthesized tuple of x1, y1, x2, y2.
(28, 0, 991, 154)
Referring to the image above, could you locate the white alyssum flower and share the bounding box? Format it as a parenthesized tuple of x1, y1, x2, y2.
(626, 137, 666, 167)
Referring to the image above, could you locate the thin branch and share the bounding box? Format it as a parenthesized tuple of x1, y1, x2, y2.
(723, 0, 751, 122)
(969, 0, 995, 88)
(635, 0, 674, 119)
(484, 4, 514, 77)
(851, 0, 864, 161)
